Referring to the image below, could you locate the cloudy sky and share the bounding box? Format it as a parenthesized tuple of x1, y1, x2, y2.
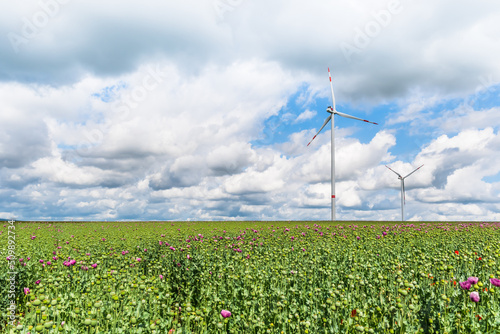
(1, 0, 500, 221)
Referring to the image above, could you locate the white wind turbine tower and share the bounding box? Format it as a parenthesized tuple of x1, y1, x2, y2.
(385, 164, 424, 221)
(307, 68, 378, 221)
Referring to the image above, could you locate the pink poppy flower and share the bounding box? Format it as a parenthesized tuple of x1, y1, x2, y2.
(470, 291, 480, 302)
(490, 278, 500, 287)
(459, 281, 471, 290)
(221, 310, 231, 318)
(468, 277, 479, 285)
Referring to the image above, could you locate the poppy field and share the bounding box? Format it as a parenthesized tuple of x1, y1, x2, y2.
(1, 220, 500, 333)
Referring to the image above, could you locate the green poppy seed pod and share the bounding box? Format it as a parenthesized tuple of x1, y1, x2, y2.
(84, 319, 91, 325)
(33, 299, 41, 306)
(36, 325, 43, 331)
(91, 320, 97, 326)
(51, 300, 57, 306)
(16, 325, 23, 330)
(131, 317, 137, 324)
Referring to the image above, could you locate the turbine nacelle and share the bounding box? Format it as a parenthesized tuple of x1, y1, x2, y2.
(326, 106, 334, 114)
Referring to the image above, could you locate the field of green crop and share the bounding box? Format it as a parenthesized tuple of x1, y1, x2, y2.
(1, 220, 500, 333)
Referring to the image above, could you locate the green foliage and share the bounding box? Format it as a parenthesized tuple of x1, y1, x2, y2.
(1, 221, 500, 333)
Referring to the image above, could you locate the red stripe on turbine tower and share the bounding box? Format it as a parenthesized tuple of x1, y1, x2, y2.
(332, 195, 335, 198)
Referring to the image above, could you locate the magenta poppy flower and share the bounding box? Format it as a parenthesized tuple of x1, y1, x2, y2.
(459, 281, 471, 290)
(24, 288, 30, 295)
(221, 310, 231, 318)
(468, 277, 479, 285)
(490, 278, 500, 287)
(470, 291, 480, 302)
(35, 280, 41, 285)
(39, 259, 44, 263)
(136, 258, 141, 262)
(91, 263, 97, 268)
(159, 275, 164, 279)
(46, 261, 52, 266)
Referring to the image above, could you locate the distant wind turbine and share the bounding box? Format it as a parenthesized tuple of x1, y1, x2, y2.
(385, 164, 424, 221)
(307, 68, 378, 221)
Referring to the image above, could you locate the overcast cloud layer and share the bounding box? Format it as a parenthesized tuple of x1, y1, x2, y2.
(1, 0, 500, 221)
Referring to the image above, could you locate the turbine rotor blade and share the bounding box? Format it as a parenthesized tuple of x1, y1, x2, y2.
(403, 164, 424, 179)
(385, 165, 402, 178)
(334, 111, 378, 125)
(328, 67, 336, 111)
(306, 114, 332, 146)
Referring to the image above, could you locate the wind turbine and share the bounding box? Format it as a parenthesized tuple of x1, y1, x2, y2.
(307, 68, 378, 221)
(385, 164, 424, 221)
